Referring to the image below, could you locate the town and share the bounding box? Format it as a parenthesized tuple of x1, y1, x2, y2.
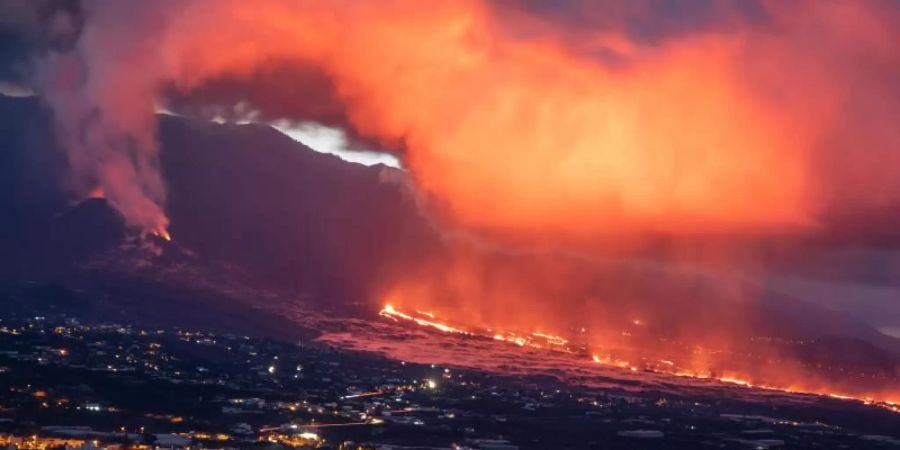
(2, 311, 900, 450)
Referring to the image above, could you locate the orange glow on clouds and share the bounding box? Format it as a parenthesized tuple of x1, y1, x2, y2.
(53, 0, 899, 237)
(155, 0, 852, 236)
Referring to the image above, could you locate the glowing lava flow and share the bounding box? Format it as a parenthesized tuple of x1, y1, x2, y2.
(380, 304, 470, 335)
(146, 227, 172, 242)
(156, 228, 172, 242)
(377, 303, 900, 414)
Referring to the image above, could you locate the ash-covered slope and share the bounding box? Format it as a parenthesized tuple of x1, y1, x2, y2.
(158, 114, 439, 303)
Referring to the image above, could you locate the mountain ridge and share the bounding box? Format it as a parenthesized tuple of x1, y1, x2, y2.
(0, 93, 898, 382)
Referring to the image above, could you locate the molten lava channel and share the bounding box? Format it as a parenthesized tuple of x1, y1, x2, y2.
(378, 303, 900, 414)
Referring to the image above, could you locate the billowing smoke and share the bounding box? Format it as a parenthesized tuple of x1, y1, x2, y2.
(38, 1, 174, 234)
(8, 0, 897, 239)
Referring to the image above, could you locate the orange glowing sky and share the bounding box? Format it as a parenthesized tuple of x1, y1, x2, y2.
(160, 0, 822, 236)
(43, 0, 897, 238)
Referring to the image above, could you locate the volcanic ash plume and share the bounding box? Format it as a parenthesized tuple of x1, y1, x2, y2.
(25, 0, 900, 238)
(30, 1, 172, 235)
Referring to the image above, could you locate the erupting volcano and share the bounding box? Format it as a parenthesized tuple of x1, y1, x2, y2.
(1, 0, 899, 447)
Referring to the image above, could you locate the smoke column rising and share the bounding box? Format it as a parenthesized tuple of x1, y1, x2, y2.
(38, 1, 178, 234)
(34, 0, 900, 238)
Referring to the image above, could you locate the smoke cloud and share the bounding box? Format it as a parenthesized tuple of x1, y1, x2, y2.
(6, 0, 896, 239)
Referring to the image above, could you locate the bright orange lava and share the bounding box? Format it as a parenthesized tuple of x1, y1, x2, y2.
(157, 229, 172, 242)
(379, 303, 900, 414)
(148, 228, 172, 242)
(380, 304, 470, 335)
